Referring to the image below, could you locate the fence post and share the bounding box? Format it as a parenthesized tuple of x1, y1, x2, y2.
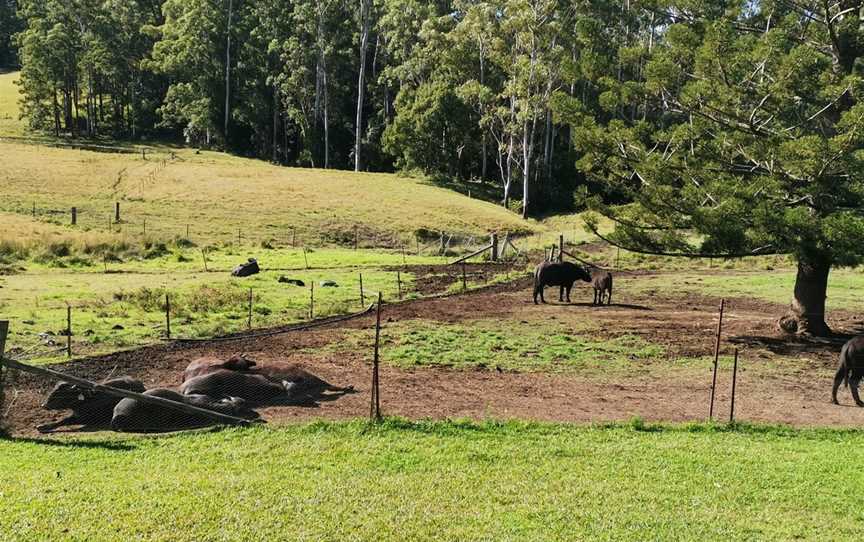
(729, 348, 739, 423)
(115, 202, 120, 222)
(303, 247, 309, 269)
(709, 299, 726, 420)
(165, 294, 171, 339)
(490, 233, 499, 262)
(143, 218, 146, 235)
(71, 207, 77, 226)
(370, 292, 383, 421)
(462, 262, 467, 291)
(359, 273, 365, 307)
(186, 224, 190, 238)
(0, 320, 7, 432)
(309, 283, 314, 319)
(248, 288, 253, 330)
(32, 202, 35, 217)
(201, 248, 209, 272)
(397, 271, 403, 300)
(558, 234, 564, 263)
(66, 305, 72, 358)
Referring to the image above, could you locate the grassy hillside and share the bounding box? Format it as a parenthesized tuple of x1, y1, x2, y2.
(1, 419, 862, 541)
(0, 140, 538, 248)
(0, 71, 22, 137)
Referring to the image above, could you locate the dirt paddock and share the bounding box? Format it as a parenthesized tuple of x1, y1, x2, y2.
(4, 267, 864, 436)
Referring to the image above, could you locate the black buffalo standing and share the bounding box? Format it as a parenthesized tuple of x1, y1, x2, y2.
(533, 261, 592, 304)
(832, 336, 864, 406)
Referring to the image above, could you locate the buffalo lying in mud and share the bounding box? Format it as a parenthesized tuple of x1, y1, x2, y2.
(592, 272, 613, 306)
(533, 261, 592, 304)
(182, 355, 257, 381)
(833, 336, 864, 407)
(111, 388, 259, 432)
(180, 359, 355, 405)
(38, 377, 145, 433)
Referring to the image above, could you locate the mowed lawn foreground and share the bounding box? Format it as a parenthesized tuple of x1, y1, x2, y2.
(1, 420, 862, 541)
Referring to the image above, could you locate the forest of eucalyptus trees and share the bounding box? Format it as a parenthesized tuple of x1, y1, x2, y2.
(3, 0, 668, 217)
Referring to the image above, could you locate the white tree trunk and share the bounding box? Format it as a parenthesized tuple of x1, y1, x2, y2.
(354, 0, 371, 172)
(224, 0, 233, 141)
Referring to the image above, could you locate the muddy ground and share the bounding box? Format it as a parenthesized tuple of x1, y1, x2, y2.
(4, 264, 864, 437)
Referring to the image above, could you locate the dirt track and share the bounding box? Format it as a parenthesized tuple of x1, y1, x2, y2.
(5, 268, 864, 436)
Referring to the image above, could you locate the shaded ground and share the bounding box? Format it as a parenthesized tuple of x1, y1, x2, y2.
(4, 267, 864, 436)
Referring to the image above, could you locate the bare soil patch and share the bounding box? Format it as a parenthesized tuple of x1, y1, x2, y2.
(5, 267, 864, 436)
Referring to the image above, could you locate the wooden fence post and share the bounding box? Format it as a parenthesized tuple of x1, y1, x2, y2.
(66, 305, 72, 358)
(71, 207, 77, 226)
(397, 271, 403, 300)
(32, 202, 36, 217)
(359, 273, 365, 307)
(143, 218, 146, 236)
(729, 348, 739, 423)
(115, 202, 120, 222)
(462, 262, 467, 291)
(490, 233, 499, 262)
(0, 320, 7, 431)
(165, 294, 171, 339)
(559, 234, 564, 263)
(186, 224, 190, 238)
(370, 292, 383, 421)
(247, 288, 253, 330)
(303, 247, 309, 269)
(709, 299, 726, 420)
(201, 248, 209, 272)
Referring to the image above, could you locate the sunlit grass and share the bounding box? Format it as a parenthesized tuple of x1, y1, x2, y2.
(1, 419, 862, 541)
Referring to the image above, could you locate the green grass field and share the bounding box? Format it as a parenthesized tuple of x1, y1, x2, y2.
(0, 71, 22, 137)
(1, 419, 862, 541)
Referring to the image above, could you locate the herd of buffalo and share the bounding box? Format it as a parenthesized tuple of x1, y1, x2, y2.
(37, 356, 354, 433)
(31, 259, 864, 433)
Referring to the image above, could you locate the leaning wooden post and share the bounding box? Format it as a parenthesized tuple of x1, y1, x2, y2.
(558, 234, 564, 263)
(359, 273, 365, 307)
(247, 288, 253, 330)
(729, 348, 739, 423)
(462, 262, 467, 291)
(490, 232, 499, 262)
(302, 247, 309, 269)
(709, 298, 726, 420)
(115, 202, 120, 222)
(66, 305, 72, 358)
(71, 207, 77, 226)
(165, 294, 171, 339)
(200, 248, 209, 272)
(370, 292, 383, 421)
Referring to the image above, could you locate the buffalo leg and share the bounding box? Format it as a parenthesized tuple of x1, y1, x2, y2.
(533, 285, 540, 304)
(832, 365, 846, 404)
(37, 414, 80, 433)
(851, 375, 864, 407)
(559, 285, 564, 302)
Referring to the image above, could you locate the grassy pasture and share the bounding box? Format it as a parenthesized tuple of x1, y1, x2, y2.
(0, 140, 538, 249)
(1, 419, 862, 541)
(0, 245, 454, 359)
(0, 71, 22, 137)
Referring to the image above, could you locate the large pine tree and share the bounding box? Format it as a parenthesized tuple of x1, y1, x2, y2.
(563, 1, 864, 336)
